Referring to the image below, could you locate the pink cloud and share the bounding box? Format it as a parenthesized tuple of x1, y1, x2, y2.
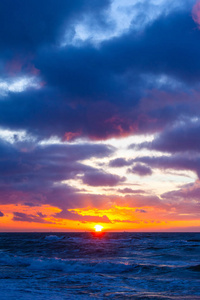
(64, 131, 81, 141)
(5, 55, 39, 76)
(5, 58, 22, 75)
(192, 1, 200, 28)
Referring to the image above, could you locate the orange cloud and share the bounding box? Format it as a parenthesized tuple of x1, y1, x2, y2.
(1, 199, 200, 232)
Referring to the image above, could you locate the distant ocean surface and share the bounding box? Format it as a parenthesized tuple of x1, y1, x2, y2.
(0, 232, 199, 300)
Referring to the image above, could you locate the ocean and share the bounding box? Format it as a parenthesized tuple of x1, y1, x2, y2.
(0, 232, 199, 299)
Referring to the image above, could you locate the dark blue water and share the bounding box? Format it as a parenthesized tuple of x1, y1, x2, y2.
(0, 232, 199, 299)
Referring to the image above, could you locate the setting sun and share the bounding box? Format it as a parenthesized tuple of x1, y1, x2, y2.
(94, 225, 103, 232)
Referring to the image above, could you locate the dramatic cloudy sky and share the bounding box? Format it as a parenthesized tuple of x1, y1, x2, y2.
(0, 0, 200, 231)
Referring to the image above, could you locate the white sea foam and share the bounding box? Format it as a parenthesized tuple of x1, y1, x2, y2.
(44, 235, 64, 241)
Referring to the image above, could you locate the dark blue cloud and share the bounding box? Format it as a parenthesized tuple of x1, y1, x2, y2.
(1, 5, 200, 140)
(0, 0, 111, 52)
(0, 89, 133, 139)
(0, 211, 4, 217)
(36, 9, 200, 101)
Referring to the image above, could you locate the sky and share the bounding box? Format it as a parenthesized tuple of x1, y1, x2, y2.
(0, 0, 200, 232)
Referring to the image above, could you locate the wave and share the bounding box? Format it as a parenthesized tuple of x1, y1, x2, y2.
(187, 239, 200, 242)
(44, 235, 65, 241)
(188, 264, 200, 272)
(0, 251, 187, 276)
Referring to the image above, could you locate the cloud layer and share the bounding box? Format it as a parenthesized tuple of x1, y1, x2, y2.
(0, 0, 200, 230)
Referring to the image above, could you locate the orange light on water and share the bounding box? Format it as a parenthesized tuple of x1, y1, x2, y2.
(94, 225, 103, 232)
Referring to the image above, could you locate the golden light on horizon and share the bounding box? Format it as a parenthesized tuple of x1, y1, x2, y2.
(94, 225, 103, 232)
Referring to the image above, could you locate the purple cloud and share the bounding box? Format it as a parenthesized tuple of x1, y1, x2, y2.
(24, 202, 41, 207)
(160, 181, 200, 215)
(134, 155, 200, 178)
(129, 164, 152, 176)
(0, 211, 4, 217)
(162, 181, 200, 201)
(82, 171, 126, 187)
(135, 209, 147, 213)
(54, 210, 111, 223)
(117, 188, 146, 194)
(13, 212, 52, 223)
(0, 139, 115, 208)
(109, 158, 133, 167)
(133, 121, 200, 153)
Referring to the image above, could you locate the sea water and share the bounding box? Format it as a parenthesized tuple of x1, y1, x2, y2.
(0, 232, 199, 299)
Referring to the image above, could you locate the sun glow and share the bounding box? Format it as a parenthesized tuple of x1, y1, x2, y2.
(94, 225, 103, 232)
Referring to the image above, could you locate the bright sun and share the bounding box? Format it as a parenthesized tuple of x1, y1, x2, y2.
(94, 225, 103, 232)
